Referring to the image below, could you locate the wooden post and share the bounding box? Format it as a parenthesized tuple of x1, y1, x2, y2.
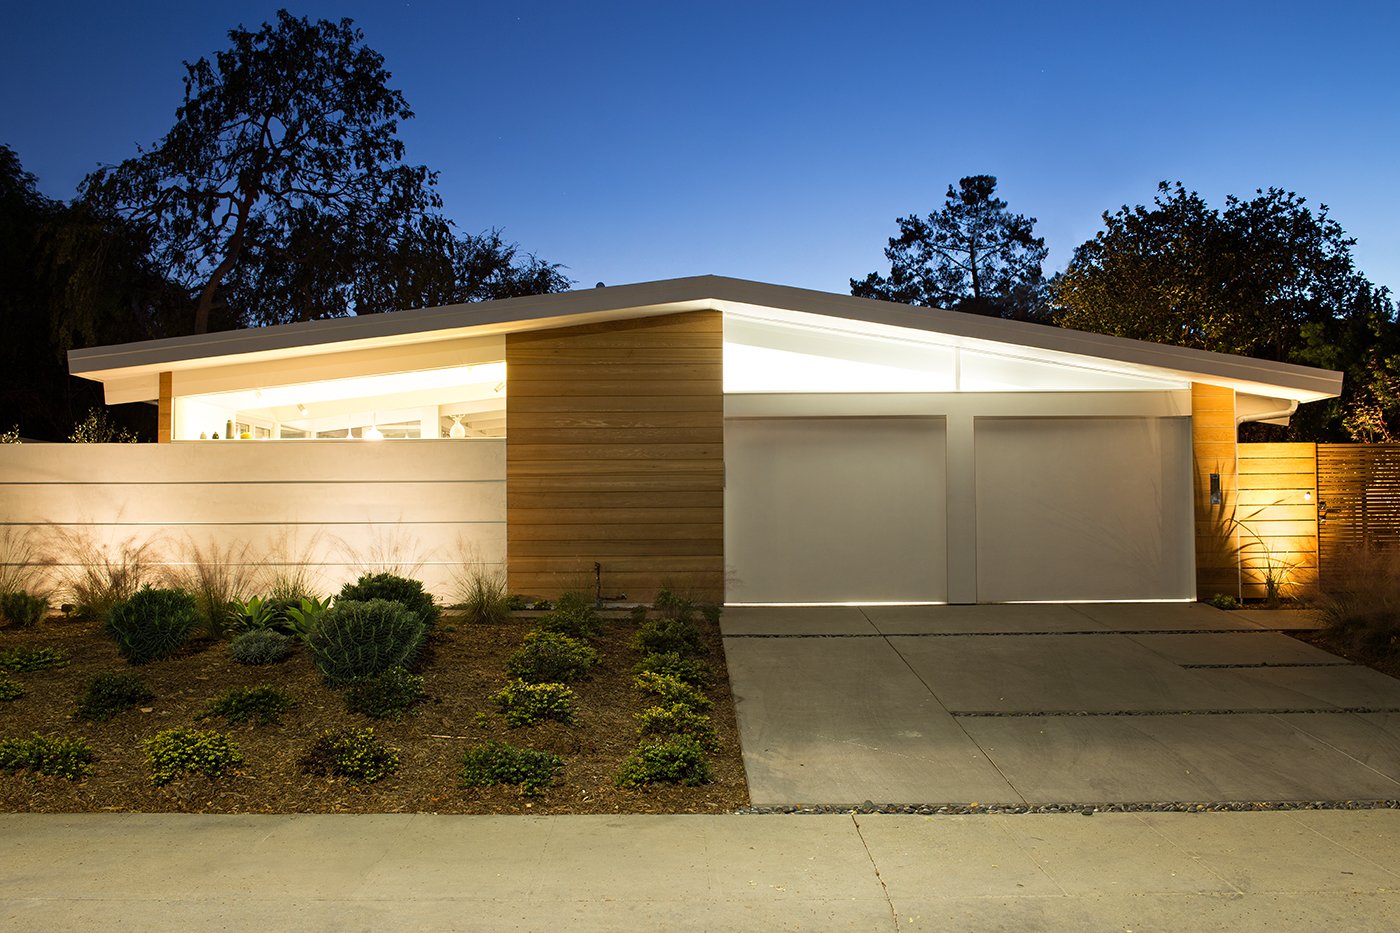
(157, 372, 173, 444)
(1191, 383, 1239, 600)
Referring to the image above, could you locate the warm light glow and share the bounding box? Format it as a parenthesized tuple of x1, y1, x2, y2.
(363, 424, 383, 441)
(723, 601, 949, 607)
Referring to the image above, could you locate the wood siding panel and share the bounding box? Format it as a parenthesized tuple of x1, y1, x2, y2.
(1192, 384, 1240, 600)
(1317, 444, 1400, 589)
(157, 372, 173, 444)
(1237, 441, 1318, 600)
(506, 311, 724, 601)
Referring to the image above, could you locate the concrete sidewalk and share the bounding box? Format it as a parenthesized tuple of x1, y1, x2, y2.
(4, 811, 1399, 931)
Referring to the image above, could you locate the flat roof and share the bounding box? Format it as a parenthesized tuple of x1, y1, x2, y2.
(68, 274, 1344, 403)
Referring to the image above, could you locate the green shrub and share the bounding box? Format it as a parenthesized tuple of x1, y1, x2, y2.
(460, 740, 563, 796)
(0, 733, 94, 780)
(490, 680, 576, 727)
(629, 605, 649, 624)
(505, 631, 600, 683)
(635, 704, 719, 753)
(457, 566, 511, 625)
(197, 685, 297, 726)
(0, 677, 24, 702)
(144, 728, 243, 786)
(633, 651, 712, 688)
(0, 591, 48, 627)
(617, 734, 712, 787)
(229, 628, 293, 665)
(344, 667, 425, 720)
(506, 594, 529, 611)
(76, 672, 154, 722)
(305, 599, 426, 685)
(535, 591, 602, 639)
(1207, 593, 1241, 610)
(337, 572, 440, 631)
(229, 595, 279, 632)
(700, 603, 722, 626)
(631, 617, 703, 657)
(633, 671, 711, 711)
(105, 586, 200, 664)
(300, 727, 399, 783)
(0, 646, 69, 673)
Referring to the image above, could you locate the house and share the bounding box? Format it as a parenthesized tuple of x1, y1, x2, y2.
(56, 275, 1342, 605)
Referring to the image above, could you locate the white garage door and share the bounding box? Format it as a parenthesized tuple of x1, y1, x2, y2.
(725, 417, 947, 603)
(974, 417, 1194, 602)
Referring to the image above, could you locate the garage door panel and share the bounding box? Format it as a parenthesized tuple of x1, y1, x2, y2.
(725, 417, 946, 603)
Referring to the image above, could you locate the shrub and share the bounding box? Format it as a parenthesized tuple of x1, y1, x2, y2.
(633, 651, 712, 688)
(653, 588, 696, 622)
(337, 572, 440, 632)
(0, 591, 48, 627)
(76, 672, 154, 722)
(0, 677, 24, 702)
(163, 539, 253, 639)
(280, 595, 331, 639)
(0, 733, 94, 780)
(460, 740, 563, 796)
(53, 531, 154, 623)
(633, 671, 711, 711)
(144, 728, 243, 785)
(505, 631, 600, 683)
(300, 728, 399, 783)
(197, 685, 297, 726)
(635, 704, 719, 753)
(229, 595, 279, 632)
(490, 680, 576, 727)
(631, 617, 703, 657)
(305, 599, 426, 685)
(456, 564, 511, 625)
(506, 594, 529, 611)
(1317, 548, 1400, 661)
(617, 735, 712, 787)
(105, 586, 200, 664)
(0, 646, 69, 673)
(535, 591, 601, 639)
(229, 628, 294, 665)
(1207, 593, 1241, 610)
(344, 667, 425, 720)
(700, 603, 722, 626)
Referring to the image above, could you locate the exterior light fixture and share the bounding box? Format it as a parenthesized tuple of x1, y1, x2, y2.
(1304, 491, 1312, 502)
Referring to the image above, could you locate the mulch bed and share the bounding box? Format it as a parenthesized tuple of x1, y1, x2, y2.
(0, 612, 749, 814)
(1290, 627, 1400, 681)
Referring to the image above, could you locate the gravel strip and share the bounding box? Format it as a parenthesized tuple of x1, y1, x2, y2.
(737, 799, 1400, 815)
(1180, 661, 1356, 669)
(724, 629, 1317, 639)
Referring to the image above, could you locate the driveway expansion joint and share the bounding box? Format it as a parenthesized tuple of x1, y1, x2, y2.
(950, 707, 1400, 717)
(736, 800, 1400, 815)
(1180, 661, 1357, 669)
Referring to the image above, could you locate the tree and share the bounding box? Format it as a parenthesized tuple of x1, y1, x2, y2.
(79, 10, 567, 333)
(852, 175, 1049, 320)
(1052, 182, 1398, 440)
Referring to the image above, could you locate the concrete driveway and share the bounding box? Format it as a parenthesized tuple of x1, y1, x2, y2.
(722, 604, 1400, 806)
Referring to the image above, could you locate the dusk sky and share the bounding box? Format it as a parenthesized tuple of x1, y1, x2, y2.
(3, 1, 1397, 300)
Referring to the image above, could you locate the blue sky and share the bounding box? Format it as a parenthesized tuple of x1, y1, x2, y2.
(3, 1, 1397, 297)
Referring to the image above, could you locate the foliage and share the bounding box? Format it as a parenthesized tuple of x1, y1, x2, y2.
(456, 563, 511, 625)
(0, 528, 44, 598)
(144, 728, 243, 785)
(1206, 593, 1241, 611)
(228, 596, 280, 632)
(68, 407, 140, 443)
(852, 175, 1049, 321)
(76, 671, 154, 722)
(0, 646, 69, 673)
(305, 598, 426, 685)
(653, 588, 695, 622)
(105, 586, 200, 664)
(505, 594, 529, 612)
(53, 530, 155, 623)
(504, 630, 600, 684)
(338, 572, 440, 632)
(279, 595, 332, 639)
(490, 679, 576, 727)
(633, 652, 713, 688)
(163, 538, 253, 639)
(300, 727, 399, 783)
(535, 591, 601, 639)
(0, 426, 18, 443)
(700, 603, 722, 626)
(633, 671, 711, 711)
(460, 740, 563, 796)
(0, 591, 48, 627)
(343, 667, 425, 720)
(0, 733, 95, 780)
(1316, 548, 1400, 661)
(0, 677, 23, 702)
(631, 617, 704, 657)
(229, 628, 294, 665)
(616, 735, 713, 788)
(197, 685, 297, 726)
(1051, 182, 1398, 441)
(635, 704, 719, 753)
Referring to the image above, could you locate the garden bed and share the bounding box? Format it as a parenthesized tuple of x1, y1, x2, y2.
(0, 611, 748, 814)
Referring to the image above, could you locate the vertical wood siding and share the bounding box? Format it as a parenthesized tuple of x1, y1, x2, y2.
(1236, 442, 1318, 599)
(157, 372, 173, 444)
(1317, 443, 1400, 580)
(505, 311, 724, 600)
(1192, 383, 1240, 599)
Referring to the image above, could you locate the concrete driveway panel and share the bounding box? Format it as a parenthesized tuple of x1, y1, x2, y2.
(720, 606, 875, 636)
(1194, 665, 1400, 709)
(1066, 602, 1259, 631)
(1128, 631, 1352, 666)
(862, 603, 1105, 635)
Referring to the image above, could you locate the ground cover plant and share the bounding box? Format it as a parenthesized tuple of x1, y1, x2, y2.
(0, 591, 48, 628)
(491, 680, 576, 727)
(145, 728, 243, 785)
(461, 740, 563, 796)
(300, 728, 399, 783)
(617, 734, 713, 788)
(229, 628, 294, 665)
(0, 677, 24, 702)
(0, 734, 94, 780)
(0, 646, 68, 673)
(343, 667, 424, 720)
(197, 685, 297, 726)
(76, 672, 154, 722)
(505, 630, 599, 683)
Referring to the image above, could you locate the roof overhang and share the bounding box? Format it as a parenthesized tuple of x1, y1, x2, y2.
(68, 274, 1344, 405)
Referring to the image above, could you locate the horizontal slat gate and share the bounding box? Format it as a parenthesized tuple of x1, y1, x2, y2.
(1317, 444, 1400, 580)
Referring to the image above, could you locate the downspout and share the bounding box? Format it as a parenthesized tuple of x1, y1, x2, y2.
(1237, 399, 1298, 426)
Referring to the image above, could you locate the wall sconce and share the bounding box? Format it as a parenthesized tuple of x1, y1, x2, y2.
(1304, 491, 1312, 502)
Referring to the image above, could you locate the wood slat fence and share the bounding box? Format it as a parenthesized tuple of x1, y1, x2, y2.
(1317, 443, 1400, 581)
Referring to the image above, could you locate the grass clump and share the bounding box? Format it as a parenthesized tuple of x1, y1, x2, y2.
(635, 704, 719, 753)
(505, 631, 600, 683)
(0, 646, 69, 673)
(633, 671, 711, 711)
(163, 538, 254, 639)
(300, 728, 399, 784)
(0, 591, 48, 627)
(617, 734, 712, 787)
(455, 564, 511, 625)
(631, 617, 703, 657)
(105, 586, 200, 664)
(229, 628, 294, 665)
(144, 728, 243, 786)
(633, 651, 712, 688)
(305, 598, 426, 685)
(343, 667, 425, 720)
(535, 591, 601, 639)
(1317, 548, 1400, 661)
(53, 531, 154, 623)
(76, 671, 154, 722)
(0, 733, 95, 780)
(197, 685, 297, 726)
(337, 572, 440, 632)
(490, 680, 576, 727)
(0, 677, 24, 702)
(460, 740, 563, 796)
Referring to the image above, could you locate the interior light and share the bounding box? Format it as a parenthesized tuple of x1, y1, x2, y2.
(363, 417, 383, 441)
